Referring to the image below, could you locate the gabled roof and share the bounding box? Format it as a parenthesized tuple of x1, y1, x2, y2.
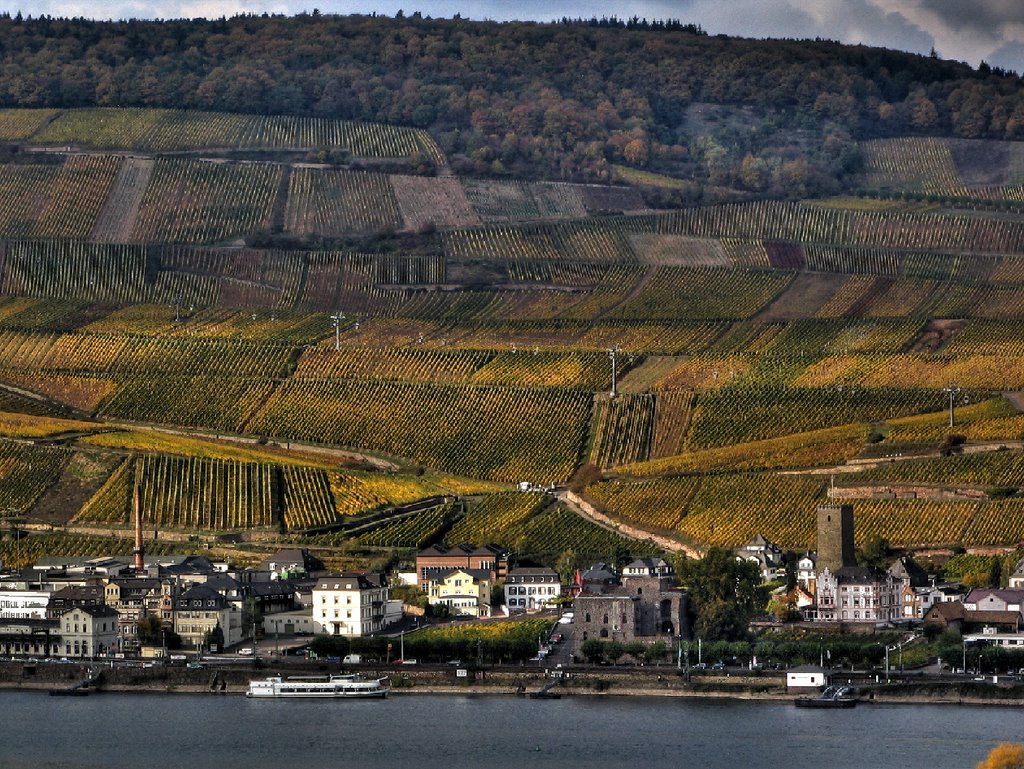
(964, 588, 1024, 605)
(176, 583, 230, 610)
(314, 572, 385, 592)
(62, 604, 118, 619)
(432, 568, 492, 584)
(888, 556, 930, 588)
(926, 602, 965, 622)
(830, 566, 889, 584)
(417, 543, 506, 558)
(582, 563, 617, 581)
(507, 566, 559, 578)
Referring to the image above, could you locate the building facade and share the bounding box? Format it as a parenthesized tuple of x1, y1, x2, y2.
(416, 544, 508, 590)
(505, 567, 560, 611)
(312, 573, 389, 637)
(60, 605, 119, 658)
(815, 566, 900, 624)
(428, 568, 492, 617)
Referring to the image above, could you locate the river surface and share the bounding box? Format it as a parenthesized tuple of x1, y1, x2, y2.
(1, 691, 1020, 769)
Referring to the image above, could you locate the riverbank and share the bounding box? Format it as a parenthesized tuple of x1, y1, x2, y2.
(3, 660, 1023, 705)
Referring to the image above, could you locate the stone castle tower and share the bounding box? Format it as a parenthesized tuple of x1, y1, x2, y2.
(817, 503, 855, 573)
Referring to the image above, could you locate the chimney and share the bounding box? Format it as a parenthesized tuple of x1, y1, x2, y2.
(133, 477, 144, 571)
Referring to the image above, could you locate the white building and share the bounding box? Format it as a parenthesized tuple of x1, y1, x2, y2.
(815, 566, 900, 624)
(60, 605, 120, 658)
(505, 567, 561, 611)
(312, 573, 390, 637)
(0, 589, 50, 619)
(786, 664, 832, 691)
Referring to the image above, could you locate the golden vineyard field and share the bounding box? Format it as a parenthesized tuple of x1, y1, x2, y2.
(3, 109, 1024, 567)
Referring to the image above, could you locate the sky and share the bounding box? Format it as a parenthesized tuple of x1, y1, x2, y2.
(4, 0, 1024, 74)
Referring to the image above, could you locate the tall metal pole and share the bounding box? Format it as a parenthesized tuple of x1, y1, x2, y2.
(330, 313, 344, 351)
(608, 346, 620, 399)
(943, 382, 960, 428)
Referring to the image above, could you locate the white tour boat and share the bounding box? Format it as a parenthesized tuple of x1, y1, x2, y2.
(246, 674, 389, 699)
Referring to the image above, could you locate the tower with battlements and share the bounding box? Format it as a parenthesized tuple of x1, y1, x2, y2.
(817, 503, 855, 573)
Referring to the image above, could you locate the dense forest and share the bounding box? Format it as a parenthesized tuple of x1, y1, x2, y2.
(0, 12, 1022, 198)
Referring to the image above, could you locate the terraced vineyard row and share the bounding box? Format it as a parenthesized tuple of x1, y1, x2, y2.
(0, 108, 61, 140)
(658, 201, 1024, 255)
(294, 347, 491, 384)
(843, 448, 1024, 487)
(83, 305, 331, 343)
(98, 376, 276, 431)
(445, 492, 549, 544)
(285, 167, 403, 236)
(470, 351, 619, 389)
(513, 503, 660, 562)
(281, 466, 335, 530)
(74, 454, 275, 530)
(132, 158, 282, 244)
(589, 394, 654, 468)
(442, 220, 637, 262)
(0, 155, 120, 240)
(860, 137, 969, 196)
(354, 501, 460, 548)
(330, 470, 443, 518)
(606, 267, 794, 320)
(30, 108, 443, 160)
(0, 330, 291, 378)
(0, 439, 71, 515)
(688, 385, 967, 449)
(248, 380, 592, 482)
(794, 353, 1024, 390)
(586, 476, 701, 531)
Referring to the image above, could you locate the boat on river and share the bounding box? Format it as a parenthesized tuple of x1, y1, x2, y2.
(246, 674, 388, 699)
(794, 685, 857, 708)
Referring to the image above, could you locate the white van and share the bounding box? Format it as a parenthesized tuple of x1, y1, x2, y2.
(343, 654, 361, 664)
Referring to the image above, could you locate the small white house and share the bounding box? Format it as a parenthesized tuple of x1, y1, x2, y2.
(786, 664, 832, 691)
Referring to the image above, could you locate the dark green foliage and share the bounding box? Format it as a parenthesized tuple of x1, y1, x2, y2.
(0, 14, 1011, 187)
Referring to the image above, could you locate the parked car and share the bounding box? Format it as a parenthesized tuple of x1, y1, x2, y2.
(238, 647, 254, 656)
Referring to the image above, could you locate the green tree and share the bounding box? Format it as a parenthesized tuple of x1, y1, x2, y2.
(581, 638, 606, 664)
(136, 615, 163, 646)
(860, 536, 890, 568)
(605, 640, 626, 664)
(680, 547, 766, 641)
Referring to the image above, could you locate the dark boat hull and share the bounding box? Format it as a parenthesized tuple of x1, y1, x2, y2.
(794, 696, 856, 708)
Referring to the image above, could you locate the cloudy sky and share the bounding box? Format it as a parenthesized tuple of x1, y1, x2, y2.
(5, 0, 1024, 74)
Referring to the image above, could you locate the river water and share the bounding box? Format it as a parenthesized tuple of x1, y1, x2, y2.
(1, 691, 1020, 769)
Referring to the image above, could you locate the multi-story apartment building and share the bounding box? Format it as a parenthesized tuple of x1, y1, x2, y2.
(312, 573, 390, 637)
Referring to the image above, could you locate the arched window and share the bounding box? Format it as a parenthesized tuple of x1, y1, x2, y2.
(602, 613, 609, 624)
(600, 628, 609, 638)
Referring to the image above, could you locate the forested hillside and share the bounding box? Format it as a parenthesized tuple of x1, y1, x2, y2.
(0, 13, 1020, 197)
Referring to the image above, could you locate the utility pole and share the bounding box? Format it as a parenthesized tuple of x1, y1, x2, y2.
(608, 346, 620, 399)
(943, 382, 960, 428)
(330, 313, 345, 351)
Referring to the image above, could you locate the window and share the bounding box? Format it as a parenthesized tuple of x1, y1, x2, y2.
(602, 614, 609, 624)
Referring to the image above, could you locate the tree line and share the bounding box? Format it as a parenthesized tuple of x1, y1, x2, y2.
(0, 13, 1020, 197)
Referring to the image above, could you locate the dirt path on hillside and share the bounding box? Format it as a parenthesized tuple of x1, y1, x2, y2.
(559, 490, 701, 558)
(91, 157, 154, 243)
(781, 440, 1024, 476)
